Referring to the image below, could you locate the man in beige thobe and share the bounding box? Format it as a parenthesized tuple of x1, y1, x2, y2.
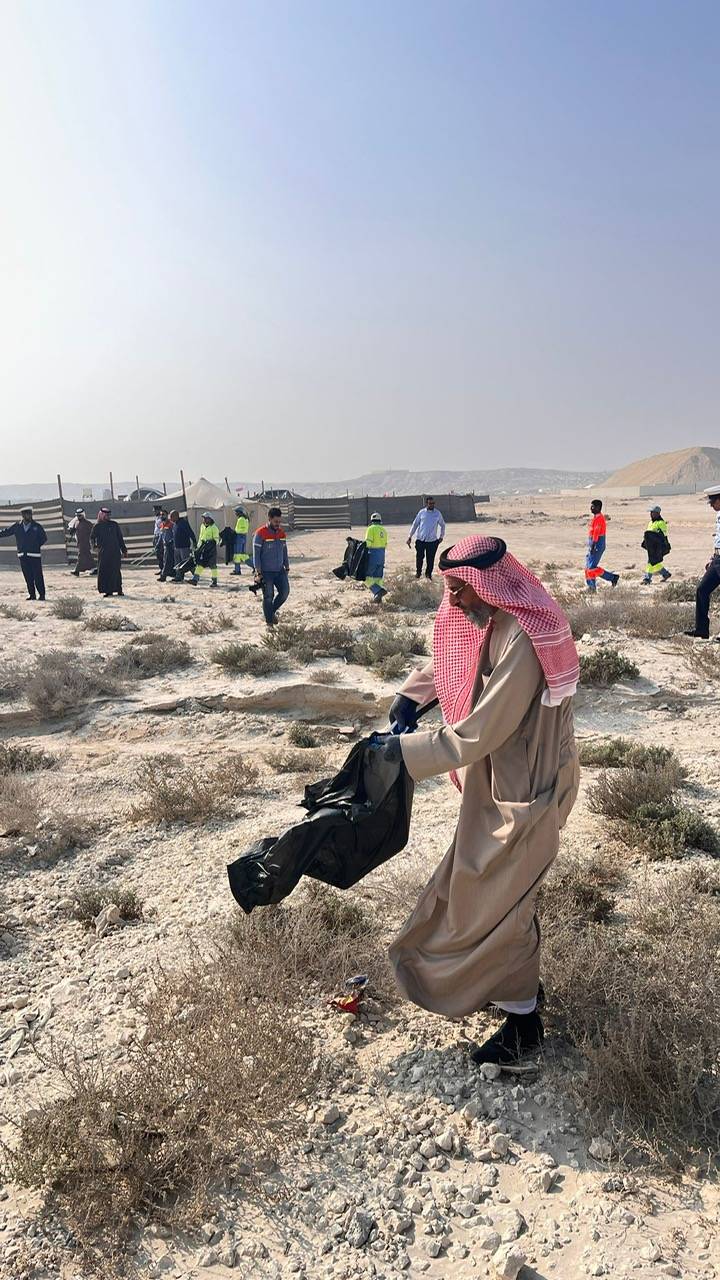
(380, 536, 579, 1066)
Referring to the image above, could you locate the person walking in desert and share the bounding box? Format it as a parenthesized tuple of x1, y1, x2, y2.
(383, 534, 580, 1066)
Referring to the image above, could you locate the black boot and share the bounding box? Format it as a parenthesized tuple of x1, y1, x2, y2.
(470, 1010, 544, 1066)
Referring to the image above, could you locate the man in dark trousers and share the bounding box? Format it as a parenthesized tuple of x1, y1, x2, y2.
(407, 497, 446, 579)
(253, 506, 290, 626)
(685, 485, 720, 639)
(0, 507, 48, 600)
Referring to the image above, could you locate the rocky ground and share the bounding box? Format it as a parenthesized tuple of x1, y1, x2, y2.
(1, 494, 718, 1279)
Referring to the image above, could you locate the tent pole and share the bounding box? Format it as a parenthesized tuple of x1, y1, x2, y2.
(135, 475, 140, 500)
(180, 469, 188, 514)
(109, 471, 115, 500)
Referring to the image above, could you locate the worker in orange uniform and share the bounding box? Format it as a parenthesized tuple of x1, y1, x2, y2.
(584, 499, 620, 593)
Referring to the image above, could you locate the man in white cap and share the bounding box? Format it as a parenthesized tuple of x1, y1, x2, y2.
(685, 485, 720, 639)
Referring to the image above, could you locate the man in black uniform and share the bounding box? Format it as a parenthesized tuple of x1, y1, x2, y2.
(0, 507, 48, 600)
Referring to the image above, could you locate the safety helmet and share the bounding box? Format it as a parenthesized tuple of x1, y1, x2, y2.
(234, 504, 246, 514)
(202, 511, 214, 520)
(370, 511, 382, 522)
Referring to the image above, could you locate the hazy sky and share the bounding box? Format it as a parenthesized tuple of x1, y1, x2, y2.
(1, 0, 718, 484)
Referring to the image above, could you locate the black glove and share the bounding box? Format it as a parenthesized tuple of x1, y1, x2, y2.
(389, 694, 419, 735)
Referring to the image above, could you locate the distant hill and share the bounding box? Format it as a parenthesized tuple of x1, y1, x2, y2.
(606, 446, 720, 489)
(0, 466, 610, 504)
(280, 467, 610, 497)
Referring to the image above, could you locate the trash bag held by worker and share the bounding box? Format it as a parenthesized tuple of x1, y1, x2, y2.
(227, 737, 414, 913)
(333, 537, 368, 582)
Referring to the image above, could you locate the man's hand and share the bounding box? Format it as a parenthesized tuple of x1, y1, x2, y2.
(389, 693, 419, 734)
(369, 733, 403, 763)
(406, 537, 412, 548)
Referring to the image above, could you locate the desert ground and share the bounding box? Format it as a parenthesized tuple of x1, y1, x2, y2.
(0, 492, 718, 1280)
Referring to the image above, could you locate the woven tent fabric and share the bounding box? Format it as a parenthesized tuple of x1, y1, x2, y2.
(434, 534, 579, 730)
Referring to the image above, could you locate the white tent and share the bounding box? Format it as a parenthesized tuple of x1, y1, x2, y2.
(163, 477, 268, 538)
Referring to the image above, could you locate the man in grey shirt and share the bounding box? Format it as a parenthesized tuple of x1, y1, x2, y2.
(407, 497, 446, 579)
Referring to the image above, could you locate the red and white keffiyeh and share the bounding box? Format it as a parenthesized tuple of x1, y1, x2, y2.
(434, 534, 579, 730)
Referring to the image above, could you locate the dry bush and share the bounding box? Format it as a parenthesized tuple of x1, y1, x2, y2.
(264, 620, 355, 662)
(538, 850, 622, 927)
(0, 603, 33, 621)
(312, 593, 340, 612)
(542, 874, 720, 1165)
(662, 578, 697, 602)
(50, 595, 84, 621)
(84, 612, 136, 632)
(0, 742, 56, 774)
(578, 737, 683, 773)
(589, 763, 683, 821)
(288, 722, 320, 748)
(312, 667, 341, 685)
(230, 880, 395, 995)
(375, 653, 414, 681)
(266, 747, 327, 774)
(579, 645, 639, 686)
(0, 774, 41, 837)
(352, 622, 428, 672)
(567, 592, 691, 641)
(1, 946, 314, 1255)
(35, 812, 92, 858)
(107, 633, 191, 678)
(589, 764, 720, 859)
(212, 641, 286, 675)
(0, 662, 24, 702)
(685, 643, 720, 682)
(188, 610, 235, 634)
(133, 755, 258, 824)
(382, 570, 442, 613)
(26, 650, 119, 717)
(71, 885, 143, 928)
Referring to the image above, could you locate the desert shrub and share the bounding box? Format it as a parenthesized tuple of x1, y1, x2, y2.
(1, 946, 313, 1254)
(231, 880, 394, 994)
(72, 885, 143, 928)
(84, 612, 136, 632)
(589, 763, 683, 822)
(0, 774, 41, 837)
(382, 571, 442, 613)
(0, 662, 25, 702)
(630, 803, 720, 860)
(685, 644, 720, 682)
(578, 737, 682, 773)
(0, 742, 56, 774)
(352, 622, 428, 671)
(264, 620, 355, 662)
(108, 633, 191, 678)
(0, 603, 32, 621)
(35, 812, 91, 858)
(50, 595, 84, 621)
(538, 851, 622, 927)
(567, 593, 691, 641)
(662, 578, 697, 602)
(288, 722, 319, 748)
(188, 610, 235, 634)
(579, 645, 639, 686)
(212, 641, 285, 675)
(312, 593, 339, 612)
(542, 876, 720, 1164)
(312, 668, 341, 685)
(133, 755, 258, 824)
(375, 653, 410, 681)
(267, 747, 327, 774)
(26, 649, 119, 717)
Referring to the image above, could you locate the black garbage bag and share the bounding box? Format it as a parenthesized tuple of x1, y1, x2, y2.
(333, 537, 368, 582)
(227, 737, 413, 913)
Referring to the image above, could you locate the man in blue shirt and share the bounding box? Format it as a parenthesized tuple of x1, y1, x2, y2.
(407, 497, 446, 580)
(253, 506, 290, 626)
(0, 507, 48, 600)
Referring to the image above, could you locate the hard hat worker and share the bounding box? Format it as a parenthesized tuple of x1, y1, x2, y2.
(365, 512, 388, 603)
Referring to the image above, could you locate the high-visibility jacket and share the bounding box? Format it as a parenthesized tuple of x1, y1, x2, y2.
(198, 522, 220, 545)
(234, 515, 249, 537)
(365, 523, 388, 549)
(587, 513, 606, 546)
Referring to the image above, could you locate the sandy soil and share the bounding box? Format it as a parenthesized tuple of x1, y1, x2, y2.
(0, 493, 718, 1280)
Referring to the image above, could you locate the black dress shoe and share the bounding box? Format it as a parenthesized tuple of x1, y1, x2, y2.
(470, 1011, 544, 1066)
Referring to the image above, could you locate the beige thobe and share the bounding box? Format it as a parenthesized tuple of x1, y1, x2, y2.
(390, 610, 579, 1017)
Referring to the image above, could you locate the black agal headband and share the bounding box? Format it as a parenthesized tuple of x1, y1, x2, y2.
(438, 538, 507, 573)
